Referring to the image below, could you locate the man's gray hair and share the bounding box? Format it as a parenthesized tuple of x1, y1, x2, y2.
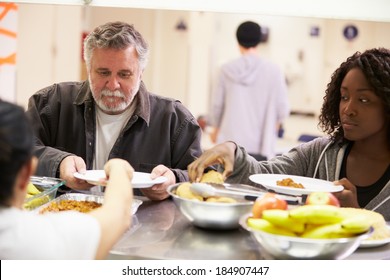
(83, 21, 149, 71)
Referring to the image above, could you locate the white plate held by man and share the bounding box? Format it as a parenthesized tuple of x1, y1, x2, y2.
(74, 170, 167, 188)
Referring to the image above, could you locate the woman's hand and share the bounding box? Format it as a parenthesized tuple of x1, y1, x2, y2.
(188, 142, 237, 182)
(333, 178, 360, 208)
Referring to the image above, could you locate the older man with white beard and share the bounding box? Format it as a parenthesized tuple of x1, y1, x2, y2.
(26, 21, 202, 201)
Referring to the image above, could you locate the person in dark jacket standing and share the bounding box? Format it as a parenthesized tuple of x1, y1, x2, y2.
(26, 21, 202, 201)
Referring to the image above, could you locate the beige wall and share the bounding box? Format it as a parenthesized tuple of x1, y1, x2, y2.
(16, 4, 81, 107)
(15, 4, 390, 133)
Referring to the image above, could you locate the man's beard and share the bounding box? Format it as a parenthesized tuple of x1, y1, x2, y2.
(95, 89, 131, 113)
(90, 76, 141, 114)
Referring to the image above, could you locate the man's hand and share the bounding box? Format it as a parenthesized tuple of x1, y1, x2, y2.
(140, 164, 175, 201)
(59, 155, 92, 190)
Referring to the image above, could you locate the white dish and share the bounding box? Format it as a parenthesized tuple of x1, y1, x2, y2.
(74, 170, 167, 188)
(359, 226, 390, 248)
(249, 174, 343, 196)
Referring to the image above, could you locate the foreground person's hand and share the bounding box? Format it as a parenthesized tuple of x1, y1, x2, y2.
(333, 178, 360, 208)
(59, 155, 92, 190)
(141, 164, 175, 201)
(188, 142, 237, 182)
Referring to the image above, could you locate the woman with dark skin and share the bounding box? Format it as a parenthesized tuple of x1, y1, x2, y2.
(188, 48, 390, 219)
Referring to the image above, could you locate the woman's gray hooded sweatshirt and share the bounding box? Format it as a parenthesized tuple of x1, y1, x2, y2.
(224, 137, 390, 220)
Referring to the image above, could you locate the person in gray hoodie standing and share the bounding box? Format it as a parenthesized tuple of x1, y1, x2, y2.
(189, 48, 390, 220)
(209, 21, 290, 160)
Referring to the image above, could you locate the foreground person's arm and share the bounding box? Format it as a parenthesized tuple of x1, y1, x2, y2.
(89, 159, 134, 259)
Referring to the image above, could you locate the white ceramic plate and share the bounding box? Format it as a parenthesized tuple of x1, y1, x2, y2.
(249, 174, 343, 196)
(74, 170, 167, 188)
(359, 226, 390, 248)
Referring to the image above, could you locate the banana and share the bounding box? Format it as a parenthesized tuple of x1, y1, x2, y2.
(289, 204, 344, 225)
(261, 209, 306, 233)
(27, 182, 41, 195)
(23, 195, 50, 210)
(340, 216, 371, 234)
(247, 218, 297, 237)
(176, 183, 203, 201)
(300, 223, 349, 238)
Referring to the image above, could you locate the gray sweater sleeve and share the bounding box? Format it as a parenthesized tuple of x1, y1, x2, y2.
(224, 137, 337, 185)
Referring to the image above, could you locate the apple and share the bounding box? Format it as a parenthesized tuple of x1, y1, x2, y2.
(252, 193, 288, 218)
(305, 192, 340, 207)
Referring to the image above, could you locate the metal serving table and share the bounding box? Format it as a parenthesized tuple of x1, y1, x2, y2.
(108, 197, 390, 260)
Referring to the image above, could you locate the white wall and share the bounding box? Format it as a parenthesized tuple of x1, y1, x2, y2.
(14, 4, 390, 141)
(16, 4, 82, 107)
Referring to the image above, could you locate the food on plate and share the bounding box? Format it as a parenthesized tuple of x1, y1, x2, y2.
(339, 208, 390, 241)
(174, 182, 237, 203)
(305, 191, 340, 207)
(276, 177, 304, 189)
(200, 170, 224, 184)
(39, 200, 102, 214)
(252, 193, 288, 218)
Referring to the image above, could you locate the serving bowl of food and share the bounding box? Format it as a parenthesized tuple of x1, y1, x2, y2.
(37, 193, 143, 215)
(23, 176, 65, 210)
(167, 182, 254, 230)
(239, 203, 374, 259)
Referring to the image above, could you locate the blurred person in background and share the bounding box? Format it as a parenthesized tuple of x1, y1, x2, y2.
(189, 48, 390, 220)
(197, 115, 214, 151)
(26, 21, 202, 201)
(209, 20, 290, 161)
(0, 100, 134, 259)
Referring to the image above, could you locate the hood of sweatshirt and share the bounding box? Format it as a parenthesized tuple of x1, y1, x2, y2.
(222, 54, 263, 86)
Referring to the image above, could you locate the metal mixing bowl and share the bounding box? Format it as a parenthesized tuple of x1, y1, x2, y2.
(167, 183, 253, 230)
(239, 214, 373, 259)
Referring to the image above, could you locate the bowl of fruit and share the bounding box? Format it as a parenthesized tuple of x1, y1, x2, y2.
(240, 192, 373, 259)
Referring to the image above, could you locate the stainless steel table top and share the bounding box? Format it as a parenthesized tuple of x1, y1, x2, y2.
(108, 197, 390, 260)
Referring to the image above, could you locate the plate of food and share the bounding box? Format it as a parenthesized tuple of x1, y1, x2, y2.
(359, 232, 390, 248)
(248, 174, 343, 196)
(74, 170, 167, 188)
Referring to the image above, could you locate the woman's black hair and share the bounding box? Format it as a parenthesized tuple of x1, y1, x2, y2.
(319, 47, 390, 144)
(0, 100, 34, 206)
